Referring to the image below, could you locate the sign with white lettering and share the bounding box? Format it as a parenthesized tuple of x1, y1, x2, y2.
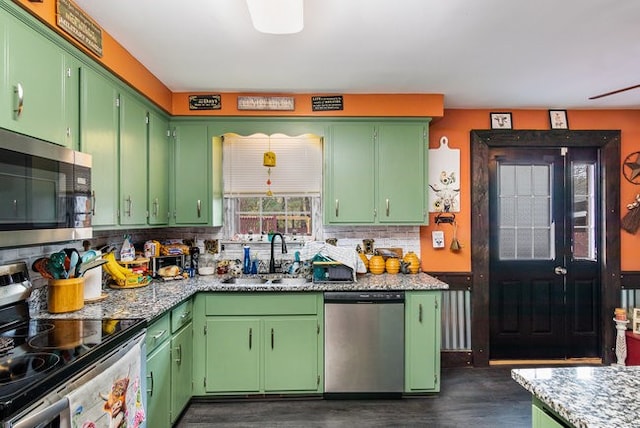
(237, 96, 295, 111)
(56, 0, 103, 57)
(311, 96, 343, 111)
(189, 95, 222, 110)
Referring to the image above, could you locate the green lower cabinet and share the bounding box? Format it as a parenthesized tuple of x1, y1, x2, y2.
(405, 291, 441, 393)
(263, 317, 319, 392)
(146, 340, 171, 428)
(194, 293, 323, 396)
(170, 321, 193, 424)
(205, 318, 261, 393)
(532, 398, 572, 428)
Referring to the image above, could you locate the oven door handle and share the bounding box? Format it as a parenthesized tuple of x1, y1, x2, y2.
(12, 397, 68, 428)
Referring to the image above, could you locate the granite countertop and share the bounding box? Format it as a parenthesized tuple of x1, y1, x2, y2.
(35, 272, 448, 322)
(512, 366, 640, 428)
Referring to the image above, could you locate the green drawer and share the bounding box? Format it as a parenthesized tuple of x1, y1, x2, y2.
(171, 299, 193, 333)
(205, 293, 320, 316)
(146, 312, 170, 353)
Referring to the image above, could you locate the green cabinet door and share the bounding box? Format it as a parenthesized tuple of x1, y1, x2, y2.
(405, 291, 441, 392)
(146, 340, 171, 428)
(148, 111, 170, 225)
(532, 399, 570, 428)
(325, 123, 376, 223)
(263, 317, 319, 392)
(205, 318, 260, 393)
(377, 124, 427, 223)
(1, 13, 67, 146)
(173, 123, 209, 224)
(119, 92, 148, 226)
(80, 67, 119, 227)
(63, 55, 80, 150)
(170, 322, 193, 424)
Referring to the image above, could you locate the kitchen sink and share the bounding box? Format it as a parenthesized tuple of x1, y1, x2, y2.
(271, 277, 312, 286)
(221, 277, 270, 285)
(221, 277, 312, 286)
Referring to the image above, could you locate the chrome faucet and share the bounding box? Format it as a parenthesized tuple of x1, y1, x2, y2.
(269, 233, 288, 273)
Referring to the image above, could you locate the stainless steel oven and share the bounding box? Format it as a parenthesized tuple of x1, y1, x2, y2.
(0, 127, 92, 248)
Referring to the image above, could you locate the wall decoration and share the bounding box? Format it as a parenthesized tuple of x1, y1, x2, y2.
(428, 136, 460, 212)
(623, 151, 640, 184)
(549, 109, 569, 129)
(490, 112, 512, 129)
(189, 95, 221, 110)
(621, 194, 640, 234)
(237, 96, 295, 111)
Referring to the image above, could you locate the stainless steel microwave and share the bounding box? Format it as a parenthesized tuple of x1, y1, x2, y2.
(0, 127, 92, 248)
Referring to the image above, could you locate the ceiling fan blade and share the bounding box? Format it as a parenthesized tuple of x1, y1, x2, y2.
(589, 84, 640, 100)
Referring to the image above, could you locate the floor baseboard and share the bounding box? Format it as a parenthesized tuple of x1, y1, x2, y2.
(489, 357, 603, 366)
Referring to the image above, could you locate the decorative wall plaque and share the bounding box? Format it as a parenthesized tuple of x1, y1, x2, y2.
(56, 0, 103, 57)
(311, 95, 343, 111)
(189, 95, 221, 110)
(237, 96, 295, 111)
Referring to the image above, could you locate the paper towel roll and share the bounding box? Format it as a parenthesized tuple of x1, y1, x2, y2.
(82, 251, 103, 300)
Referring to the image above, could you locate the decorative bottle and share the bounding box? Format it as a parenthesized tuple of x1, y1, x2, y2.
(243, 245, 251, 274)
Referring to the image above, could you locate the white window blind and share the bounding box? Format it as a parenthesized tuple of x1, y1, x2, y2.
(222, 133, 322, 196)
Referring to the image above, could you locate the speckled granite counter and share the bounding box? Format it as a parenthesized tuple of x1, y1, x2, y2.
(512, 366, 640, 428)
(35, 273, 448, 322)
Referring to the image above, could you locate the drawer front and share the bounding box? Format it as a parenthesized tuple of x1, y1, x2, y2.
(171, 299, 193, 333)
(146, 312, 170, 353)
(205, 293, 320, 316)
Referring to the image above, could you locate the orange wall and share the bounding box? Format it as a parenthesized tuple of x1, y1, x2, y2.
(423, 109, 640, 272)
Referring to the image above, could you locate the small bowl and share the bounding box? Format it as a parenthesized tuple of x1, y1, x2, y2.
(198, 267, 215, 276)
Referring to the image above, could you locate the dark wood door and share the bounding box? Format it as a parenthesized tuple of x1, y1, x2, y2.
(489, 147, 600, 359)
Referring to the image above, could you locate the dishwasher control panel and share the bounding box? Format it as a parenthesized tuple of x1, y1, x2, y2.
(324, 291, 405, 303)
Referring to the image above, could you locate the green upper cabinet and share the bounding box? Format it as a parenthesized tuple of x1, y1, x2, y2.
(148, 112, 171, 225)
(80, 66, 119, 227)
(325, 120, 429, 225)
(173, 123, 210, 225)
(325, 123, 376, 223)
(405, 291, 441, 393)
(119, 92, 148, 226)
(0, 10, 70, 147)
(377, 123, 428, 223)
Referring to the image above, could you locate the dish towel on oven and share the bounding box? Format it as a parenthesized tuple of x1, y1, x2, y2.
(67, 339, 146, 428)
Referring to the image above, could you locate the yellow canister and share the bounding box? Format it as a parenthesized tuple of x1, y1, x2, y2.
(385, 257, 400, 274)
(368, 255, 386, 275)
(403, 251, 421, 274)
(48, 277, 85, 313)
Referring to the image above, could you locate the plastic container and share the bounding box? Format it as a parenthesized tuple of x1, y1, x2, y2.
(48, 277, 85, 313)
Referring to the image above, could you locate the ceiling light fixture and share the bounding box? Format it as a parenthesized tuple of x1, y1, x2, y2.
(246, 0, 303, 34)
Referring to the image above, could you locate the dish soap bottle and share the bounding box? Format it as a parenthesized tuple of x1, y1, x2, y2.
(243, 245, 251, 274)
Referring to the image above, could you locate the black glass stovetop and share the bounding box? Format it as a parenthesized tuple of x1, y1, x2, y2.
(0, 302, 145, 420)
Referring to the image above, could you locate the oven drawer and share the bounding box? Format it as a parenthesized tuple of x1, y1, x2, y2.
(171, 299, 193, 333)
(146, 312, 170, 353)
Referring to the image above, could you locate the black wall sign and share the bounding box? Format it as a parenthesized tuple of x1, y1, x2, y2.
(189, 95, 222, 110)
(311, 96, 343, 111)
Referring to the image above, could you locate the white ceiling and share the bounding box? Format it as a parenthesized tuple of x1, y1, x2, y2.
(73, 0, 640, 109)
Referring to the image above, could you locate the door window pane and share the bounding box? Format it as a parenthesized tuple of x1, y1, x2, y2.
(498, 163, 553, 260)
(572, 162, 596, 260)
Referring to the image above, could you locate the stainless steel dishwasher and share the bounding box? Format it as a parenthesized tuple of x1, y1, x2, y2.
(324, 291, 405, 396)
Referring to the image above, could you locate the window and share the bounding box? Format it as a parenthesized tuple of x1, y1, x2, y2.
(222, 133, 322, 238)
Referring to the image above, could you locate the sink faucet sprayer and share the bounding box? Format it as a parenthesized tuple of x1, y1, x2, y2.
(269, 233, 287, 273)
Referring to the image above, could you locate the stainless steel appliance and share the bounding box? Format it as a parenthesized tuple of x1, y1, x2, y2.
(0, 262, 145, 427)
(324, 291, 405, 396)
(0, 127, 92, 248)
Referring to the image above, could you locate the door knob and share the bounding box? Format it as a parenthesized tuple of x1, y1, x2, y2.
(554, 266, 567, 275)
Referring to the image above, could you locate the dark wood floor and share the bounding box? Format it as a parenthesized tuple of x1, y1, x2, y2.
(175, 367, 531, 427)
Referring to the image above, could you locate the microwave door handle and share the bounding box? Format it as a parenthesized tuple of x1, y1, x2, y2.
(12, 397, 69, 428)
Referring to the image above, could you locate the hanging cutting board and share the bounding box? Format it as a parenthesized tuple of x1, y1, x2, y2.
(428, 136, 460, 213)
